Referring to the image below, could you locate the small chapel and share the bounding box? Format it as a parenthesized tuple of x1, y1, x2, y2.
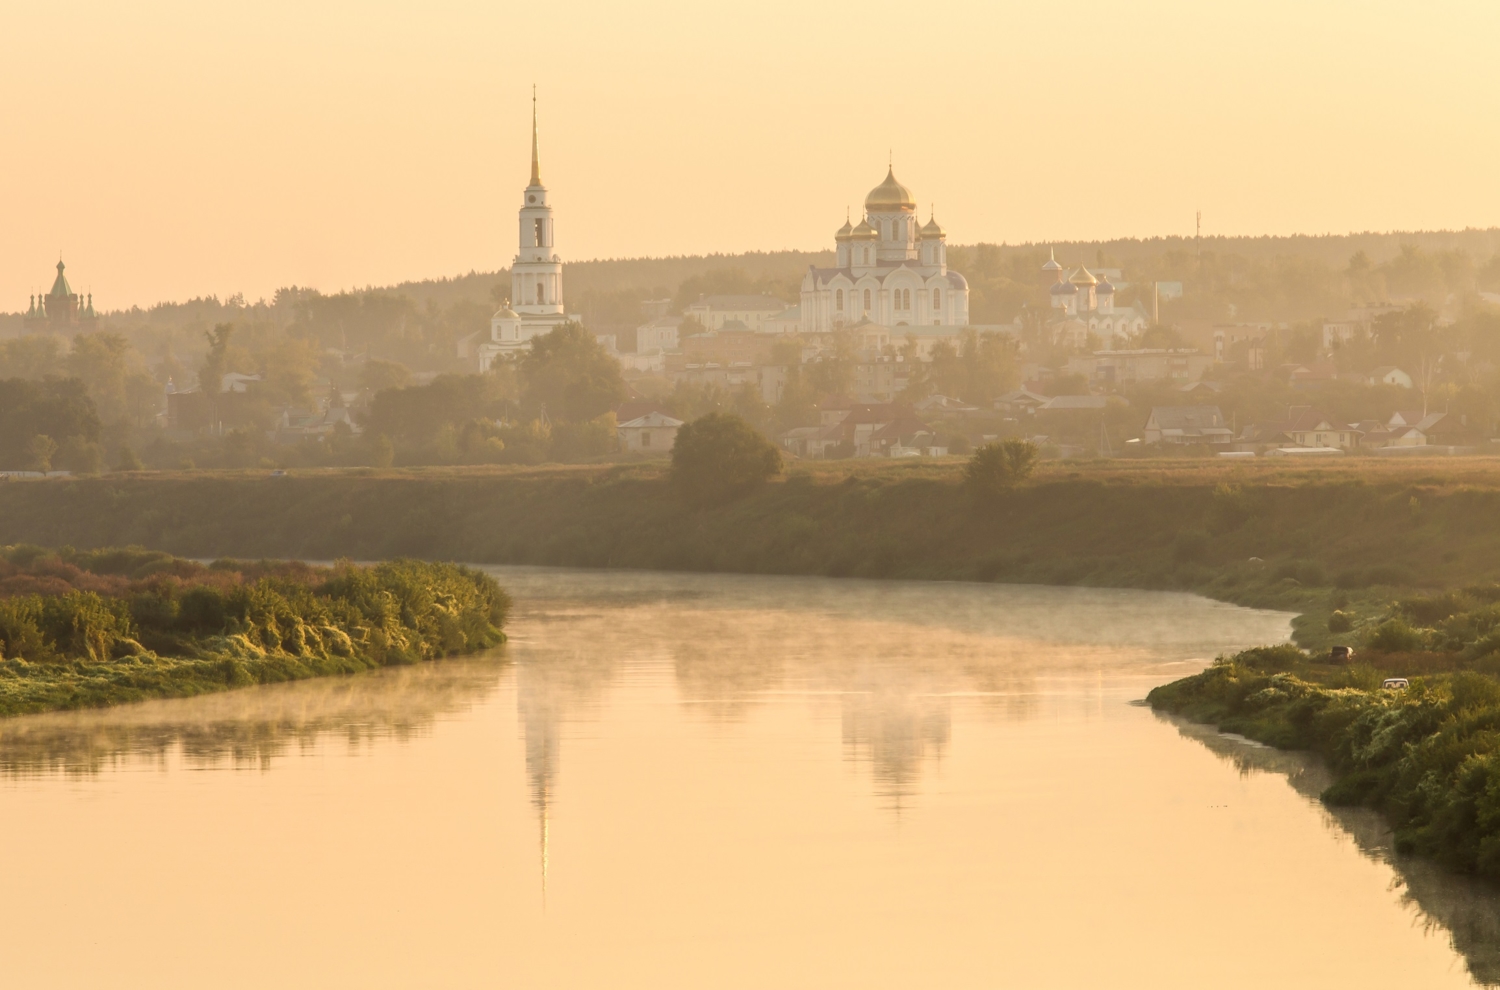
(799, 168, 970, 333)
(24, 259, 97, 333)
(1042, 249, 1150, 348)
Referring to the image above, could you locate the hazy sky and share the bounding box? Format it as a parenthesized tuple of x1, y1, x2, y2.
(5, 0, 1499, 309)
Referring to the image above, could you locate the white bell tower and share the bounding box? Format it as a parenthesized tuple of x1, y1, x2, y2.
(513, 87, 564, 318)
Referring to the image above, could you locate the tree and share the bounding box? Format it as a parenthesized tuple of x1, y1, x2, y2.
(360, 358, 412, 393)
(0, 334, 65, 380)
(114, 445, 144, 471)
(964, 440, 1038, 500)
(0, 379, 101, 470)
(806, 327, 857, 398)
(365, 373, 512, 446)
(66, 332, 134, 422)
(257, 335, 321, 409)
(26, 435, 57, 473)
(519, 322, 627, 423)
(370, 435, 395, 469)
(200, 323, 236, 394)
(670, 413, 782, 506)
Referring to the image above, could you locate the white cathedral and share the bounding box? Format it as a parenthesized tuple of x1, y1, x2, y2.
(1042, 248, 1150, 348)
(800, 168, 970, 333)
(476, 98, 574, 372)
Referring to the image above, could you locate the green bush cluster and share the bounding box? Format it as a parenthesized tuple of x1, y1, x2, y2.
(1358, 586, 1500, 656)
(963, 440, 1038, 502)
(1149, 654, 1500, 878)
(670, 412, 782, 507)
(0, 552, 509, 717)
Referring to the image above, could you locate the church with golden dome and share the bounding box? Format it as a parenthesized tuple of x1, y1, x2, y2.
(799, 167, 970, 333)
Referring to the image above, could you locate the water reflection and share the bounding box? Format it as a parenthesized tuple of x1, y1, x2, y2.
(514, 639, 616, 896)
(497, 567, 1294, 826)
(0, 656, 506, 776)
(2, 567, 1490, 989)
(841, 687, 950, 812)
(1164, 714, 1500, 988)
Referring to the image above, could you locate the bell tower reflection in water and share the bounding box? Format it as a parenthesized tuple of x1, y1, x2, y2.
(514, 647, 617, 900)
(518, 671, 559, 899)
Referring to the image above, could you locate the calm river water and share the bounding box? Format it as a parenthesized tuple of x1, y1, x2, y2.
(2, 567, 1499, 988)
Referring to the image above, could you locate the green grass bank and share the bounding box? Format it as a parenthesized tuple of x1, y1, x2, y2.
(0, 547, 508, 716)
(1149, 644, 1500, 880)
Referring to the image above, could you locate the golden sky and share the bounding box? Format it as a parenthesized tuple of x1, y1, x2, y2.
(5, 0, 1498, 309)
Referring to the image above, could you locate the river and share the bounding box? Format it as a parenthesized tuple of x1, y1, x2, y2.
(0, 567, 1496, 988)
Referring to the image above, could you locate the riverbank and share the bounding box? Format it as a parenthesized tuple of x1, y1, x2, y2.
(1148, 645, 1500, 879)
(0, 547, 508, 716)
(3, 458, 1500, 648)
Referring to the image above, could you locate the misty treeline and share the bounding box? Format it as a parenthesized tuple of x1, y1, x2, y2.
(5, 231, 1500, 471)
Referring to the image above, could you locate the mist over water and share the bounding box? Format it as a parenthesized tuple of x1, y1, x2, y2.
(0, 567, 1492, 988)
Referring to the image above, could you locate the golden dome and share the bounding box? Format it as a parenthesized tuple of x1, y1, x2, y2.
(919, 216, 945, 238)
(865, 167, 916, 212)
(850, 217, 878, 239)
(1070, 265, 1098, 286)
(494, 298, 519, 319)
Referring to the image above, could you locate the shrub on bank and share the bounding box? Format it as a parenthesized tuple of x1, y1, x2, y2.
(963, 440, 1038, 502)
(671, 413, 782, 507)
(0, 548, 509, 716)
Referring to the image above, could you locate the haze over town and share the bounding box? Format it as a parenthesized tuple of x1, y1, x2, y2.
(15, 5, 1500, 989)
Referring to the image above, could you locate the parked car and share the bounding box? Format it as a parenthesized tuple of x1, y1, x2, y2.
(1330, 645, 1355, 663)
(1381, 678, 1410, 690)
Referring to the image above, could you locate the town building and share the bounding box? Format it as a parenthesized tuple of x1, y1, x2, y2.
(1142, 406, 1232, 445)
(684, 295, 788, 332)
(1277, 408, 1360, 450)
(618, 410, 684, 454)
(636, 315, 683, 353)
(474, 95, 578, 370)
(1066, 348, 1212, 386)
(1370, 366, 1413, 389)
(799, 168, 970, 333)
(24, 259, 97, 332)
(779, 400, 938, 459)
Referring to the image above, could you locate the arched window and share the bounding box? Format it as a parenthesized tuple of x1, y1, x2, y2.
(863, 289, 871, 311)
(905, 289, 912, 309)
(835, 289, 844, 310)
(534, 218, 546, 246)
(536, 283, 545, 304)
(933, 288, 942, 309)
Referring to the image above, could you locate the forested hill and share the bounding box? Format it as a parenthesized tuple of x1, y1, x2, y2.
(12, 227, 1499, 340)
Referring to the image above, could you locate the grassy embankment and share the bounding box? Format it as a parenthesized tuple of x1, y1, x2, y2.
(0, 546, 508, 716)
(1149, 621, 1500, 879)
(3, 457, 1500, 647)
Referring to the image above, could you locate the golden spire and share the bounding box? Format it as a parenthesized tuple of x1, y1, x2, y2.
(530, 85, 541, 186)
